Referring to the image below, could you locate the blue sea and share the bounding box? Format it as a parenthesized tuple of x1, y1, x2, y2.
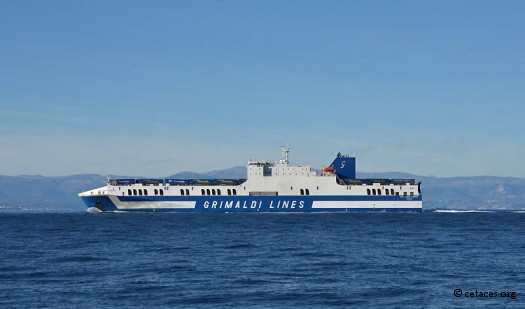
(0, 211, 523, 308)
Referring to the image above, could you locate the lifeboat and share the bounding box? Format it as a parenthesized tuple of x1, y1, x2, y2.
(322, 166, 334, 173)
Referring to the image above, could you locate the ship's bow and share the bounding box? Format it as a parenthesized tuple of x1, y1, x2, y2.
(78, 187, 118, 212)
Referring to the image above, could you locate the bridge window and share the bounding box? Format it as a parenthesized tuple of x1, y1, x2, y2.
(201, 189, 205, 195)
(227, 189, 231, 195)
(410, 192, 414, 197)
(217, 189, 221, 196)
(386, 189, 390, 195)
(212, 189, 216, 195)
(139, 189, 143, 195)
(128, 189, 132, 195)
(391, 189, 395, 195)
(377, 189, 381, 195)
(300, 189, 304, 195)
(160, 189, 164, 196)
(372, 189, 376, 195)
(133, 189, 137, 196)
(186, 189, 190, 195)
(305, 189, 310, 195)
(180, 189, 185, 195)
(233, 189, 237, 195)
(207, 189, 211, 196)
(144, 189, 148, 196)
(367, 189, 371, 195)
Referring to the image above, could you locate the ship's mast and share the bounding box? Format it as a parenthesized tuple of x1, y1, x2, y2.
(280, 144, 290, 164)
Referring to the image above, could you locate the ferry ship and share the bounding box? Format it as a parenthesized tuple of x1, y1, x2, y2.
(78, 148, 422, 212)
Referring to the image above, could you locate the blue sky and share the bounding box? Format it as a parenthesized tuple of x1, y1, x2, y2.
(1, 0, 524, 177)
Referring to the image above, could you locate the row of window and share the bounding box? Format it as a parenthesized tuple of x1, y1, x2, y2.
(128, 189, 164, 196)
(367, 188, 414, 197)
(127, 187, 415, 197)
(200, 188, 238, 196)
(367, 188, 393, 196)
(126, 188, 241, 196)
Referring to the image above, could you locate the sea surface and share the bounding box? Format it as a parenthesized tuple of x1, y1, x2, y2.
(0, 211, 524, 308)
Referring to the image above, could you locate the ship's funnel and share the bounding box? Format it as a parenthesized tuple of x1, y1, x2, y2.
(330, 154, 356, 179)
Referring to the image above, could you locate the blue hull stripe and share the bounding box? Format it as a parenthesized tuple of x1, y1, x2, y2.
(81, 195, 422, 213)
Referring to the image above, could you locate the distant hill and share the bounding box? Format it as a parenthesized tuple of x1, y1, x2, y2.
(0, 174, 106, 212)
(0, 168, 524, 212)
(358, 172, 525, 210)
(167, 166, 246, 179)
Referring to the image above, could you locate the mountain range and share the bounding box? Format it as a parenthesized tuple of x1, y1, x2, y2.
(1, 167, 524, 212)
